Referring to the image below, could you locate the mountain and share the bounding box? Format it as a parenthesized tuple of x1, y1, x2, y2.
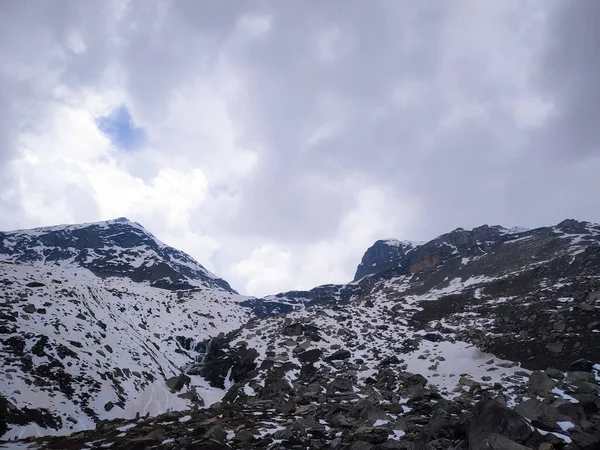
(0, 219, 252, 440)
(0, 217, 234, 292)
(1, 218, 600, 449)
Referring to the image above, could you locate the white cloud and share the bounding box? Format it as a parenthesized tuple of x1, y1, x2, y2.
(230, 186, 413, 296)
(9, 84, 221, 268)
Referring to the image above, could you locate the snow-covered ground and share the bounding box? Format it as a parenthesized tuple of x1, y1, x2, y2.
(0, 261, 251, 439)
(228, 272, 531, 406)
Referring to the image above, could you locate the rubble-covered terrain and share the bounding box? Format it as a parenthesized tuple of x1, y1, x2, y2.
(1, 218, 600, 449)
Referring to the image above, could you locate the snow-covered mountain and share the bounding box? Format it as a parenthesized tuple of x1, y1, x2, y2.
(2, 218, 600, 449)
(0, 219, 252, 440)
(0, 217, 234, 292)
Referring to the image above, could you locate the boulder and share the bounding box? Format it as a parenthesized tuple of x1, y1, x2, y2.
(470, 432, 532, 450)
(555, 402, 589, 429)
(297, 349, 322, 364)
(283, 323, 304, 336)
(258, 378, 292, 400)
(567, 371, 596, 383)
(178, 388, 204, 406)
(514, 399, 569, 432)
(577, 302, 595, 312)
(422, 332, 444, 342)
(546, 342, 563, 354)
(23, 304, 36, 314)
(569, 358, 595, 372)
(571, 430, 600, 450)
(528, 371, 555, 399)
(469, 399, 532, 444)
(328, 377, 354, 394)
(232, 428, 256, 443)
(204, 424, 227, 442)
(327, 349, 351, 361)
(165, 373, 190, 392)
(131, 428, 167, 443)
(545, 368, 564, 379)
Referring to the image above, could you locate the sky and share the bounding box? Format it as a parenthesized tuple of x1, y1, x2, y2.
(1, 1, 599, 297)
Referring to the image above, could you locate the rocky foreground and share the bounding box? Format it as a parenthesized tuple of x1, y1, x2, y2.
(6, 357, 600, 449)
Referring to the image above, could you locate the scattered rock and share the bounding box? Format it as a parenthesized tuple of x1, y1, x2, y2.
(166, 373, 190, 392)
(22, 304, 36, 314)
(327, 349, 351, 361)
(546, 342, 564, 354)
(328, 377, 353, 394)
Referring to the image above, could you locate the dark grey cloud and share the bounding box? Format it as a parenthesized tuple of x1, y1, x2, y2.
(208, 1, 555, 242)
(535, 0, 600, 161)
(220, 2, 448, 241)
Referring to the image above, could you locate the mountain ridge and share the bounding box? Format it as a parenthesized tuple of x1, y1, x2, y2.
(1, 217, 600, 449)
(0, 217, 235, 293)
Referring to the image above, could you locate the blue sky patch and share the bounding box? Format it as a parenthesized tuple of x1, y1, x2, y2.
(96, 105, 145, 151)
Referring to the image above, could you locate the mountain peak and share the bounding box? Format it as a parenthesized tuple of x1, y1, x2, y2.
(0, 220, 235, 293)
(353, 239, 421, 281)
(354, 219, 599, 282)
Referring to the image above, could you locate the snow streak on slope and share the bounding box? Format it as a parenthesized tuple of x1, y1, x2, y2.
(0, 261, 251, 439)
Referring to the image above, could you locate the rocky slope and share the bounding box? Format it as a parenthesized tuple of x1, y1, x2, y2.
(1, 218, 600, 449)
(0, 219, 252, 440)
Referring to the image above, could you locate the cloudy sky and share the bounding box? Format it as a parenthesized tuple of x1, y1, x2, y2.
(1, 1, 599, 297)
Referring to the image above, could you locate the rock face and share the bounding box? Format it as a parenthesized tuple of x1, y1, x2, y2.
(354, 239, 421, 281)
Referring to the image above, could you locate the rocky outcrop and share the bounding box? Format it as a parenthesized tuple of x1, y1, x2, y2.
(354, 239, 421, 281)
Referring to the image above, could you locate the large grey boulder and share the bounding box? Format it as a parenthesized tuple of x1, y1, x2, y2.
(470, 432, 532, 450)
(165, 373, 190, 392)
(514, 399, 570, 432)
(528, 371, 555, 399)
(570, 358, 595, 372)
(469, 399, 532, 445)
(328, 377, 354, 394)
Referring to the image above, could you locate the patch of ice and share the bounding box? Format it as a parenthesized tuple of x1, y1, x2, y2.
(537, 428, 572, 444)
(552, 387, 579, 403)
(390, 430, 406, 440)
